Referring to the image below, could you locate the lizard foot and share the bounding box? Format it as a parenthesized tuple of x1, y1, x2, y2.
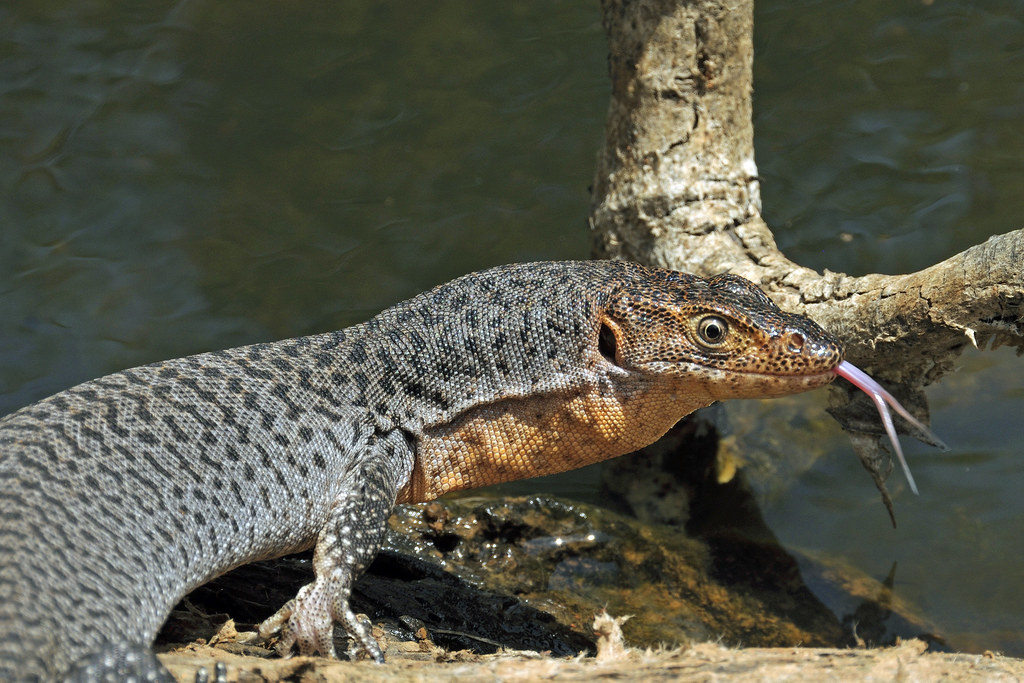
(257, 579, 384, 663)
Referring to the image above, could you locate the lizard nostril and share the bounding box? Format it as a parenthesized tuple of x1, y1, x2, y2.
(786, 332, 805, 354)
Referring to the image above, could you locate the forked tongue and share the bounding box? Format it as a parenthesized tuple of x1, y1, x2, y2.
(833, 361, 948, 495)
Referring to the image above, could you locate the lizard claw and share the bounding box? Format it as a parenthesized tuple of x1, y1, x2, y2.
(258, 583, 337, 659)
(257, 580, 384, 662)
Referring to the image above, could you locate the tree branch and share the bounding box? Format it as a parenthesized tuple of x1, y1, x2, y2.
(591, 0, 1024, 382)
(590, 0, 1024, 510)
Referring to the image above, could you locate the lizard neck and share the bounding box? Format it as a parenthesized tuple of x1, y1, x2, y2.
(397, 373, 712, 503)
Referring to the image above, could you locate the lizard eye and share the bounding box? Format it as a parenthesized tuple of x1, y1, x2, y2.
(696, 316, 729, 348)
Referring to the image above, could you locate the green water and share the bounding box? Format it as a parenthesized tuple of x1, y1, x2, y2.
(2, 0, 1022, 657)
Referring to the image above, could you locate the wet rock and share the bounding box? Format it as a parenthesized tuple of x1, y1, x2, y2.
(163, 488, 940, 666)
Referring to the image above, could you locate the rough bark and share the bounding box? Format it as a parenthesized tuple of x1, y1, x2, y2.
(593, 0, 761, 269)
(590, 0, 1024, 465)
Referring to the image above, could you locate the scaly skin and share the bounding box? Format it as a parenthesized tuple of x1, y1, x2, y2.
(0, 261, 843, 681)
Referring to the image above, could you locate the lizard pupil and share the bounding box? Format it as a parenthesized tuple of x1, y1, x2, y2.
(697, 316, 728, 347)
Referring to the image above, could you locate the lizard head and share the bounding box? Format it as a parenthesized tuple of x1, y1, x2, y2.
(598, 269, 844, 401)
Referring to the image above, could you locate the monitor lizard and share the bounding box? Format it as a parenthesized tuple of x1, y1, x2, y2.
(0, 260, 848, 681)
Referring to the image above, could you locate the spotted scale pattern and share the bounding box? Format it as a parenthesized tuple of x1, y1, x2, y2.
(0, 261, 844, 680)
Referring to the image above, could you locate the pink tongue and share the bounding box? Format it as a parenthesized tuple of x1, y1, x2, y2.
(833, 361, 948, 495)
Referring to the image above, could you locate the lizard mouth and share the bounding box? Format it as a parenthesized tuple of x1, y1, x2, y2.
(727, 368, 838, 384)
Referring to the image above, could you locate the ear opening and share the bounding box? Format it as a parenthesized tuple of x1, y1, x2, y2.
(598, 317, 620, 365)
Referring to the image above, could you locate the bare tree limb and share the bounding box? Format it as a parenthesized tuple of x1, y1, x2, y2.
(590, 0, 1024, 508)
(591, 0, 1023, 383)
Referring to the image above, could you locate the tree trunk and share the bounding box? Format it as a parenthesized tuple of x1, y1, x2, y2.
(590, 0, 1024, 506)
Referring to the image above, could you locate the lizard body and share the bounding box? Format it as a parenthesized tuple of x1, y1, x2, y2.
(0, 260, 842, 681)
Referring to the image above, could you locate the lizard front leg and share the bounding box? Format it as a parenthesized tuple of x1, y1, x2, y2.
(258, 453, 401, 662)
